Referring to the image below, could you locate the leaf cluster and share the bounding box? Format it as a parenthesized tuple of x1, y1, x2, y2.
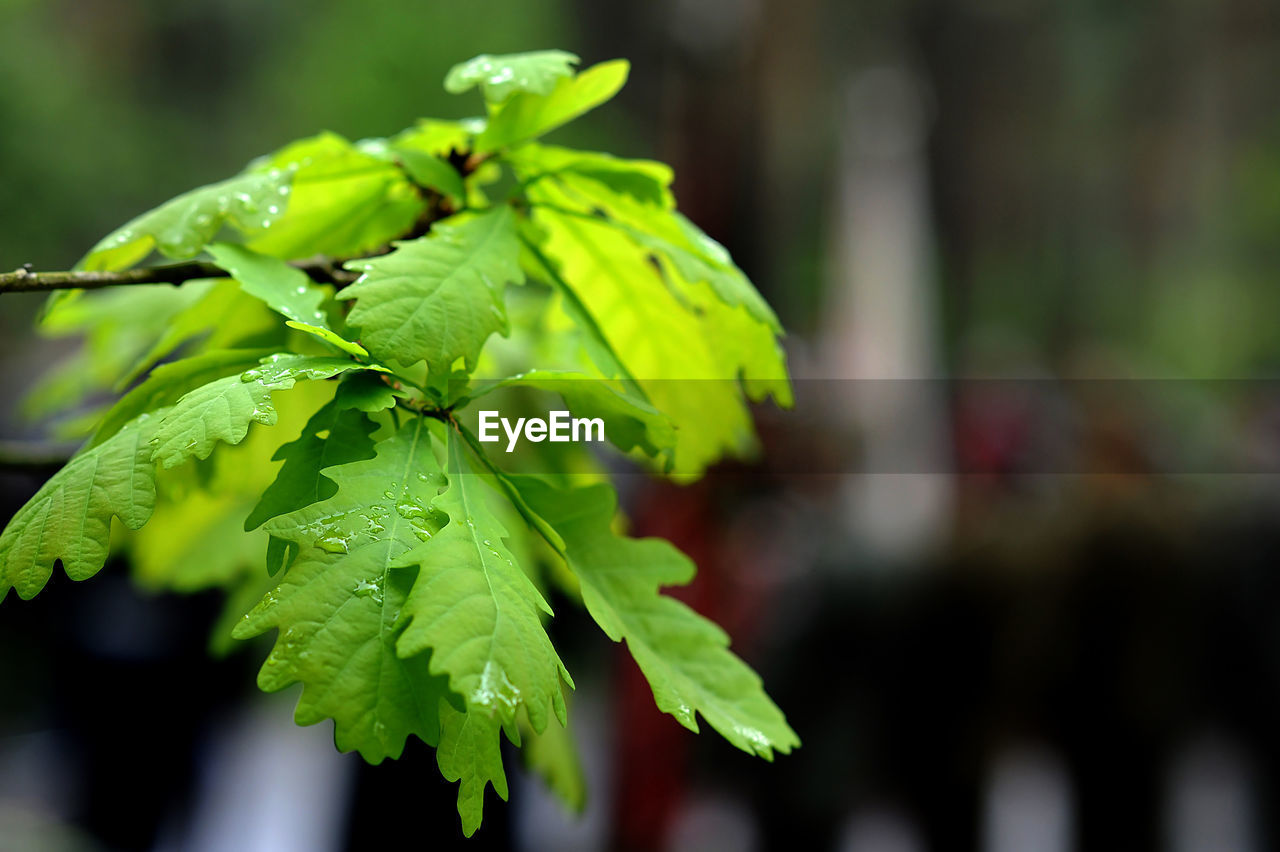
(1, 50, 797, 836)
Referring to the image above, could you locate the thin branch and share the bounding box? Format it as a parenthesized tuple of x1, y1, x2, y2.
(0, 261, 226, 294)
(0, 144, 484, 297)
(0, 256, 361, 295)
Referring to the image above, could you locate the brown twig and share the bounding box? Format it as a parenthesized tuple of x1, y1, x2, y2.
(0, 256, 363, 295)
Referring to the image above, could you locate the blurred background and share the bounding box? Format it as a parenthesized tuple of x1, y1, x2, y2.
(4, 0, 1280, 849)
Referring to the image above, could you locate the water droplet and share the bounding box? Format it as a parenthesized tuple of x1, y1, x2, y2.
(240, 368, 262, 382)
(396, 501, 426, 520)
(353, 578, 384, 605)
(317, 534, 349, 554)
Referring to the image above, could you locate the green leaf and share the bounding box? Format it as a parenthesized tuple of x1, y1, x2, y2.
(624, 215, 782, 333)
(396, 430, 570, 733)
(244, 132, 424, 260)
(208, 569, 280, 658)
(509, 143, 673, 207)
(79, 168, 294, 271)
(522, 712, 586, 813)
(206, 242, 331, 328)
(284, 322, 368, 358)
(521, 157, 784, 337)
(698, 292, 793, 408)
(327, 371, 404, 413)
(455, 425, 567, 558)
(244, 391, 379, 532)
(389, 119, 474, 157)
(393, 149, 467, 202)
(445, 50, 580, 103)
(518, 235, 646, 401)
(149, 354, 377, 470)
(518, 478, 800, 759)
(91, 348, 273, 448)
(25, 284, 216, 421)
(117, 280, 284, 388)
(233, 418, 455, 762)
(132, 491, 266, 593)
(38, 278, 210, 336)
(247, 391, 378, 575)
(626, 220, 793, 405)
(521, 209, 756, 473)
(468, 370, 675, 459)
(437, 701, 508, 837)
(339, 207, 523, 375)
(477, 60, 630, 153)
(0, 413, 160, 600)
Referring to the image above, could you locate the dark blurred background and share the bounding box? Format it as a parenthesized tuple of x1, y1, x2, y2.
(4, 0, 1280, 849)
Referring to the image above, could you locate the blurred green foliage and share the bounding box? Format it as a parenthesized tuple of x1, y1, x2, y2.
(0, 0, 576, 272)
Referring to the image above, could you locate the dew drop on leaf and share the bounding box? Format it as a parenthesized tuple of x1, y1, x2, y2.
(317, 534, 349, 554)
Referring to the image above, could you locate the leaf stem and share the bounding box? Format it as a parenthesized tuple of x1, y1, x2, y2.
(451, 421, 566, 556)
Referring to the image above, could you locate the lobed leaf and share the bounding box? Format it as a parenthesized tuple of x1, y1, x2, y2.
(396, 431, 571, 733)
(234, 418, 455, 762)
(132, 490, 267, 594)
(0, 413, 161, 600)
(392, 149, 467, 203)
(206, 242, 331, 329)
(25, 284, 219, 423)
(517, 478, 800, 759)
(389, 119, 475, 157)
(79, 169, 293, 271)
(339, 206, 523, 376)
(467, 369, 676, 460)
(624, 215, 782, 334)
(477, 60, 630, 153)
(116, 280, 284, 388)
(508, 143, 674, 207)
(149, 354, 379, 470)
(244, 132, 424, 260)
(243, 384, 381, 573)
(445, 50, 580, 103)
(437, 701, 509, 837)
(91, 348, 273, 448)
(521, 207, 755, 473)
